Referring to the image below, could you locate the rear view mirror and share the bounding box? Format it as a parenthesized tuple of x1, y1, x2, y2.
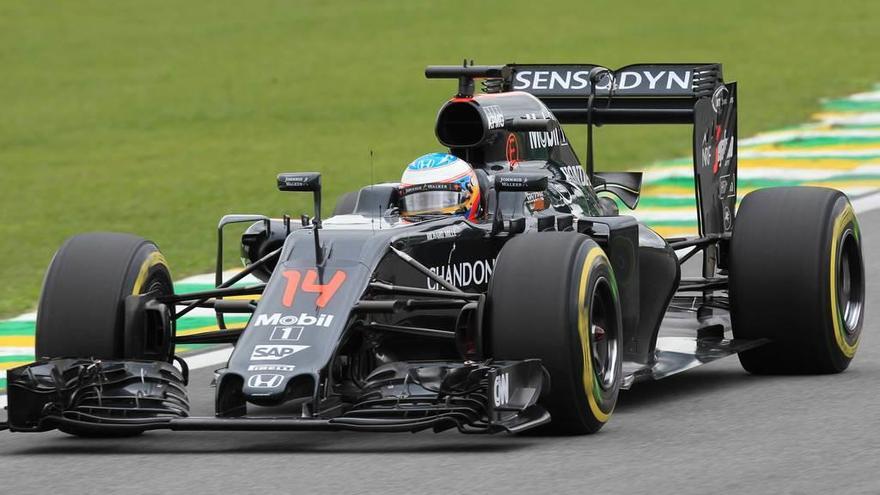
(276, 172, 323, 264)
(491, 172, 548, 236)
(494, 173, 548, 192)
(277, 172, 321, 192)
(593, 172, 643, 210)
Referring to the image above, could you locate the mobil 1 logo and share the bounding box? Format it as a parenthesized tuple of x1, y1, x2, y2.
(270, 326, 303, 341)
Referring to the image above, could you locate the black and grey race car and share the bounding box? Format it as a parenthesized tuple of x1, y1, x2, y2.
(3, 62, 865, 436)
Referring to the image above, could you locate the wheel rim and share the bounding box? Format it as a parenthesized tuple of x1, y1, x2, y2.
(138, 262, 174, 361)
(143, 276, 170, 295)
(837, 229, 864, 335)
(589, 277, 619, 390)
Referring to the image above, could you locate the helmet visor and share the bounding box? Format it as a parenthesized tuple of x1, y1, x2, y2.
(399, 183, 467, 216)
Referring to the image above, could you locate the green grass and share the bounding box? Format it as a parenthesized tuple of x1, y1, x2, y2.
(1, 0, 878, 317)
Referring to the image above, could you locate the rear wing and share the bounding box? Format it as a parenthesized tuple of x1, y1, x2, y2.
(426, 63, 738, 238)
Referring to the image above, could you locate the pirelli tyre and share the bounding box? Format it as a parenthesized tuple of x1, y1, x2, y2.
(730, 187, 865, 374)
(36, 232, 175, 362)
(488, 233, 622, 434)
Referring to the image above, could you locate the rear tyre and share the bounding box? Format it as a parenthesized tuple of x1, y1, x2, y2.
(488, 233, 622, 434)
(730, 187, 864, 374)
(332, 191, 359, 216)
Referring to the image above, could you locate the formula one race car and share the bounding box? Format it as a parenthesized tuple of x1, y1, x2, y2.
(3, 62, 865, 436)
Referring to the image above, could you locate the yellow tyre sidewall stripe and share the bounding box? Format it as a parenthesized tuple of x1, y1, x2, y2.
(132, 251, 169, 295)
(577, 246, 611, 423)
(829, 204, 859, 358)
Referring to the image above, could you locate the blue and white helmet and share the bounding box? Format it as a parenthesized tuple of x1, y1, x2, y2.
(399, 153, 481, 220)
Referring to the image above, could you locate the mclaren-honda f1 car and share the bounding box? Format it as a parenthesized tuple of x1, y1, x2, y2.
(3, 62, 865, 436)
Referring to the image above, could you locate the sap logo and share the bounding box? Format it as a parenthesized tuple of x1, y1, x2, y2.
(427, 259, 496, 290)
(247, 374, 283, 389)
(248, 364, 296, 372)
(493, 373, 510, 407)
(250, 345, 309, 361)
(253, 313, 334, 328)
(269, 326, 303, 341)
(484, 105, 504, 130)
(281, 269, 346, 308)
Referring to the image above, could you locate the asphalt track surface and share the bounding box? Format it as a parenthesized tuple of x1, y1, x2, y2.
(2, 212, 879, 495)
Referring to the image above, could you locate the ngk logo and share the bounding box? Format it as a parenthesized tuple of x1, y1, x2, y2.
(281, 269, 346, 308)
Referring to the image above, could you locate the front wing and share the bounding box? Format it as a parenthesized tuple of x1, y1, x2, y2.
(2, 358, 548, 434)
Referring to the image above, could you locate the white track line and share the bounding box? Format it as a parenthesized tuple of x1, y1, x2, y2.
(739, 128, 880, 147)
(176, 271, 261, 286)
(844, 90, 880, 102)
(739, 149, 880, 159)
(818, 113, 880, 126)
(642, 164, 880, 182)
(852, 190, 880, 213)
(182, 347, 233, 371)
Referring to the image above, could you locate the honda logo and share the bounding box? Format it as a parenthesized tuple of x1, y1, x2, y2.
(247, 374, 284, 389)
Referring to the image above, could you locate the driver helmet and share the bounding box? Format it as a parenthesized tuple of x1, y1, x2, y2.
(399, 153, 481, 220)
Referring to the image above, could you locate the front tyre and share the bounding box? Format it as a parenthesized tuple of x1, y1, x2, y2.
(36, 232, 175, 361)
(488, 233, 622, 434)
(730, 187, 865, 374)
